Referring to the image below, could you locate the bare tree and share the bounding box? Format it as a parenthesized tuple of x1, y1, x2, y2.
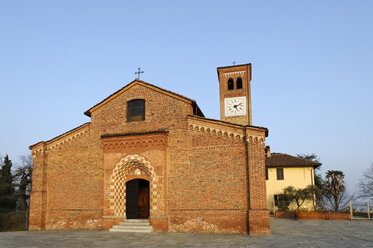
(325, 189, 353, 211)
(358, 163, 373, 201)
(14, 155, 32, 209)
(14, 155, 33, 229)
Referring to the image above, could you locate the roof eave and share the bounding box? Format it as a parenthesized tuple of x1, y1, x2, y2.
(266, 164, 322, 168)
(29, 141, 46, 150)
(217, 63, 252, 70)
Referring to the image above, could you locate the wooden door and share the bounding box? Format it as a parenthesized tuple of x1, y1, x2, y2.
(138, 180, 149, 219)
(126, 180, 139, 219)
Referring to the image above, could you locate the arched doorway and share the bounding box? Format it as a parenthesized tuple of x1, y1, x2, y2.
(126, 179, 149, 219)
(109, 154, 157, 217)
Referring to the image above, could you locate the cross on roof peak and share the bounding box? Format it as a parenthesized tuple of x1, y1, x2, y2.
(135, 67, 144, 79)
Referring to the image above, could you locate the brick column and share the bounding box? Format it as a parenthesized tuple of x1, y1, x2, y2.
(29, 142, 48, 230)
(246, 129, 270, 235)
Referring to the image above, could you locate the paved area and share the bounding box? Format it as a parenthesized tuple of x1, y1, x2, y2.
(0, 218, 372, 247)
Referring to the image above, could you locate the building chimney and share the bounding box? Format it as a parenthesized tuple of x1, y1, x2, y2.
(265, 146, 271, 158)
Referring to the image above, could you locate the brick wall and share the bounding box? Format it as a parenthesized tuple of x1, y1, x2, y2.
(246, 128, 270, 235)
(30, 124, 103, 230)
(168, 126, 248, 233)
(29, 81, 270, 235)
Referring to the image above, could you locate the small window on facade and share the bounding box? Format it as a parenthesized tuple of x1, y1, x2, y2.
(236, 77, 243, 89)
(274, 195, 279, 206)
(228, 78, 234, 90)
(266, 169, 268, 180)
(277, 168, 284, 180)
(274, 194, 289, 207)
(127, 99, 145, 122)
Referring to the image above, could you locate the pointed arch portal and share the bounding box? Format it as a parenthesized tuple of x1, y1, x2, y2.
(110, 154, 157, 217)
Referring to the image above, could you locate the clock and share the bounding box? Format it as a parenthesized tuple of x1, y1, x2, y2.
(224, 97, 247, 117)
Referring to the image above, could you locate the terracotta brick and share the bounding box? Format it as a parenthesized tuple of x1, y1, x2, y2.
(29, 66, 270, 235)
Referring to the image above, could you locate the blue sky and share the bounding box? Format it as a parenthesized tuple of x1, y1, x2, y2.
(0, 1, 372, 192)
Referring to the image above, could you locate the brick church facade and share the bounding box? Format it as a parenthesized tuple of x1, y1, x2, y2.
(29, 64, 270, 235)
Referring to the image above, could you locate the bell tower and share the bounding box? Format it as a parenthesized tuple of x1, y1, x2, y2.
(217, 63, 252, 125)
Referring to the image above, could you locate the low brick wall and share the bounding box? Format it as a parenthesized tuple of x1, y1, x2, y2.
(275, 211, 296, 219)
(275, 211, 351, 220)
(296, 212, 351, 220)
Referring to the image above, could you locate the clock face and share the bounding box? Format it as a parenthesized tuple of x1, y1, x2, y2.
(224, 97, 247, 117)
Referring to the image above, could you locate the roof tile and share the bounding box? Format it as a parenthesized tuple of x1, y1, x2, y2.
(266, 153, 321, 168)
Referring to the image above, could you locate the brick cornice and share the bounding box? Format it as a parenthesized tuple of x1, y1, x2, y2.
(187, 115, 246, 129)
(188, 123, 245, 142)
(30, 123, 91, 154)
(246, 134, 265, 144)
(187, 118, 265, 144)
(101, 129, 168, 138)
(47, 127, 90, 151)
(31, 142, 47, 158)
(102, 132, 168, 152)
(187, 117, 245, 142)
(245, 127, 266, 144)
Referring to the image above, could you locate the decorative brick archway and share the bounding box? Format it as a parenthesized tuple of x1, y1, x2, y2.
(109, 154, 158, 217)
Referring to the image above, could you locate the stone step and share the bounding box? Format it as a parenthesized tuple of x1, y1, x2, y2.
(118, 222, 150, 226)
(125, 219, 150, 223)
(109, 227, 153, 233)
(112, 225, 152, 230)
(109, 226, 153, 233)
(109, 219, 153, 233)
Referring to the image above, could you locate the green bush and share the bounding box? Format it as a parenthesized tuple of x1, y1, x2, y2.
(0, 211, 27, 231)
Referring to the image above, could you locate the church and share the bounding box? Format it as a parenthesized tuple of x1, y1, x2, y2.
(29, 64, 270, 235)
